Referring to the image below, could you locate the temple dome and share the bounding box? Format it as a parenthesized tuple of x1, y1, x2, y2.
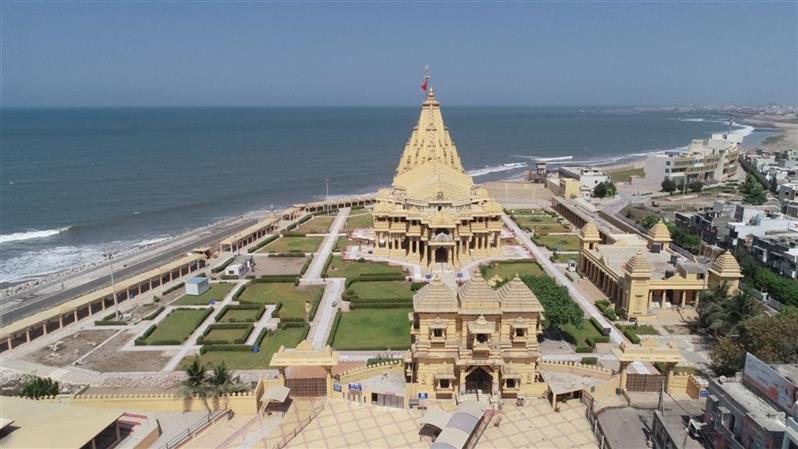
(709, 251, 743, 278)
(497, 275, 544, 312)
(414, 277, 459, 313)
(581, 221, 601, 241)
(649, 220, 672, 243)
(623, 251, 652, 276)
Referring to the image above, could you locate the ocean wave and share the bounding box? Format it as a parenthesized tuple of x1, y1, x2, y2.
(0, 227, 70, 244)
(132, 236, 171, 247)
(678, 118, 705, 122)
(467, 163, 528, 177)
(0, 244, 106, 283)
(731, 122, 754, 138)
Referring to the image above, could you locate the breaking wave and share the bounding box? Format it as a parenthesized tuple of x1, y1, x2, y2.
(0, 227, 70, 244)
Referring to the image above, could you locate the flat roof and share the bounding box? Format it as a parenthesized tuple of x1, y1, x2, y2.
(0, 397, 124, 449)
(715, 381, 786, 432)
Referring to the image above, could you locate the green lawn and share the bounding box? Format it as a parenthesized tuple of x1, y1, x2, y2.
(512, 215, 569, 235)
(200, 326, 251, 344)
(237, 282, 323, 320)
(535, 234, 581, 252)
(143, 308, 210, 345)
(331, 308, 412, 350)
(296, 216, 335, 233)
(324, 255, 406, 279)
(619, 324, 660, 336)
(349, 281, 414, 301)
(217, 307, 263, 323)
(260, 236, 324, 254)
(481, 260, 544, 280)
(183, 326, 307, 370)
(344, 213, 374, 230)
(174, 283, 235, 306)
(562, 319, 605, 348)
(551, 253, 579, 263)
(333, 236, 349, 252)
(607, 167, 645, 183)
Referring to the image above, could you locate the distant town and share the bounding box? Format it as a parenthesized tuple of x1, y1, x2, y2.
(1, 86, 796, 449)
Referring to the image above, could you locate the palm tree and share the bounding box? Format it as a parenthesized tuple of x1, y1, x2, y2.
(180, 357, 211, 413)
(723, 291, 764, 335)
(698, 283, 764, 336)
(208, 362, 241, 409)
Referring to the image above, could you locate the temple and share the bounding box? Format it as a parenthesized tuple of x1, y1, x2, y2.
(578, 220, 744, 318)
(372, 84, 503, 268)
(405, 273, 544, 399)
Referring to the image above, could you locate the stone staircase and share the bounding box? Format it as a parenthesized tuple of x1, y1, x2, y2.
(459, 391, 493, 406)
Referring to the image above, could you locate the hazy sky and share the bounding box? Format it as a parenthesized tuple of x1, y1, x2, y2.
(2, 2, 796, 107)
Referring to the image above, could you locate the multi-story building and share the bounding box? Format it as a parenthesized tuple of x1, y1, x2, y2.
(578, 220, 744, 318)
(675, 200, 740, 245)
(558, 166, 610, 197)
(703, 353, 798, 449)
(750, 231, 798, 279)
(372, 86, 503, 268)
(645, 133, 742, 185)
(405, 273, 544, 400)
(779, 183, 798, 204)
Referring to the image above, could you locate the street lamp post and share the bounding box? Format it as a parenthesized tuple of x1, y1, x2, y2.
(104, 252, 120, 319)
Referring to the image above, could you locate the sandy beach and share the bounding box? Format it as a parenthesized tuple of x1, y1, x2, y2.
(744, 116, 798, 153)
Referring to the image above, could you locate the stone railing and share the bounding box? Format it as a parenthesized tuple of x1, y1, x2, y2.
(61, 390, 259, 414)
(538, 360, 614, 380)
(336, 360, 403, 382)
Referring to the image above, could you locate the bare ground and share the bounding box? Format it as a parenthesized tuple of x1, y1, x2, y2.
(81, 330, 171, 372)
(24, 329, 118, 367)
(249, 255, 308, 275)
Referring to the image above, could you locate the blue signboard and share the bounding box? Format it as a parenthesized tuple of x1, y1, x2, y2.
(699, 390, 709, 398)
(333, 383, 342, 392)
(348, 383, 362, 392)
(418, 392, 428, 400)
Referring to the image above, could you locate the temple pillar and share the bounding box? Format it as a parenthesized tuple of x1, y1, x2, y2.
(680, 291, 687, 307)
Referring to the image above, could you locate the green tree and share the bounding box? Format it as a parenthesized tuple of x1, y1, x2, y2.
(593, 181, 617, 198)
(739, 174, 767, 205)
(521, 275, 583, 330)
(19, 375, 59, 399)
(640, 215, 660, 230)
(661, 178, 677, 193)
(688, 181, 704, 192)
(180, 357, 211, 412)
(710, 307, 798, 375)
(208, 362, 242, 409)
(698, 283, 763, 336)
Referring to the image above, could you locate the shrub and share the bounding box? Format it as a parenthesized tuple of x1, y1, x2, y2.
(327, 310, 342, 346)
(589, 317, 610, 336)
(410, 282, 427, 291)
(281, 232, 306, 237)
(211, 257, 234, 273)
(581, 357, 598, 365)
(603, 308, 617, 321)
(200, 344, 253, 354)
(94, 319, 126, 326)
(19, 375, 60, 399)
(248, 234, 279, 253)
(623, 328, 641, 344)
(595, 300, 610, 311)
(299, 257, 312, 276)
(575, 345, 593, 353)
(163, 282, 185, 295)
(134, 325, 157, 346)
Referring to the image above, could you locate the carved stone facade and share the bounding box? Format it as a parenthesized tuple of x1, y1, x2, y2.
(372, 87, 503, 268)
(405, 273, 544, 399)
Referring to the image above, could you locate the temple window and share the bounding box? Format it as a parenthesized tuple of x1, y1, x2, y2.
(505, 379, 517, 389)
(439, 379, 450, 389)
(476, 333, 489, 344)
(432, 328, 443, 338)
(515, 328, 525, 337)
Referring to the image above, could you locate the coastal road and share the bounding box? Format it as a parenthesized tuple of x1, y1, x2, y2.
(502, 214, 627, 346)
(1, 216, 260, 325)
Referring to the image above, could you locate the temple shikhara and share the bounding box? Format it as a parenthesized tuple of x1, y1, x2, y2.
(372, 83, 503, 269)
(405, 272, 544, 399)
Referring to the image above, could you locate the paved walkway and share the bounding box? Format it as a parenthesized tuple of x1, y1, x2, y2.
(302, 208, 350, 281)
(502, 214, 627, 346)
(308, 278, 345, 350)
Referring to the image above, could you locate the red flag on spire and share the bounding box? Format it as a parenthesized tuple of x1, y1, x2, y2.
(420, 78, 428, 92)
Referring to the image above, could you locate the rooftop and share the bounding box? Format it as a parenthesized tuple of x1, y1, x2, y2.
(713, 379, 787, 432)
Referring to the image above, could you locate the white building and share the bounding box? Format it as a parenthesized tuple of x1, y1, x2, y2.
(558, 166, 609, 197)
(185, 276, 210, 296)
(225, 255, 254, 278)
(645, 133, 741, 185)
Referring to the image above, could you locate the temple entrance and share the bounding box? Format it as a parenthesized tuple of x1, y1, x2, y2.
(435, 247, 448, 263)
(465, 367, 492, 394)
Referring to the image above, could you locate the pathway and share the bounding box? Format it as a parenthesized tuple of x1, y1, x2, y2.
(502, 214, 627, 346)
(244, 304, 277, 345)
(160, 280, 248, 371)
(302, 208, 350, 282)
(308, 278, 345, 350)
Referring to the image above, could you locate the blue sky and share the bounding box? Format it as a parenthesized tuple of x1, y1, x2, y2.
(2, 2, 796, 107)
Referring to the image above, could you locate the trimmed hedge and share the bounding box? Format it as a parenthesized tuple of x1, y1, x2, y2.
(197, 323, 254, 345)
(299, 257, 312, 276)
(575, 345, 594, 353)
(163, 282, 185, 295)
(134, 325, 157, 346)
(94, 319, 126, 326)
(200, 344, 253, 354)
(211, 257, 234, 274)
(281, 232, 306, 238)
(589, 317, 611, 336)
(350, 302, 410, 309)
(327, 310, 342, 347)
(142, 306, 165, 321)
(217, 304, 265, 323)
(581, 357, 598, 365)
(410, 281, 427, 291)
(269, 252, 307, 257)
(623, 328, 641, 344)
(247, 235, 279, 254)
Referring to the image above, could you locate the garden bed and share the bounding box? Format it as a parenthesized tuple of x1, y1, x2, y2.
(136, 308, 212, 345)
(173, 283, 235, 306)
(258, 236, 324, 254)
(330, 308, 412, 350)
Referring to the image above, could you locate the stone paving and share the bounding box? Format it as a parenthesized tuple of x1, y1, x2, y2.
(477, 400, 598, 449)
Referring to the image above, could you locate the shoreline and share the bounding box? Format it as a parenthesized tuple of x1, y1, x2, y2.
(1, 115, 764, 293)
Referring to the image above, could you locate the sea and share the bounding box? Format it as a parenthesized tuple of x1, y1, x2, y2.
(0, 106, 771, 284)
